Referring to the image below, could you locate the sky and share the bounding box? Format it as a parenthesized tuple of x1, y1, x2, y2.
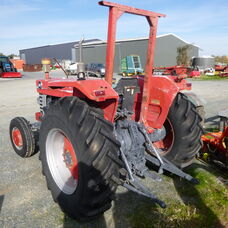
(0, 0, 228, 56)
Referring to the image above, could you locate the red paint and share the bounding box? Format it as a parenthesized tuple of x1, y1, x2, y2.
(99, 1, 165, 17)
(202, 127, 228, 165)
(155, 65, 189, 76)
(96, 98, 117, 121)
(189, 70, 200, 78)
(35, 112, 42, 121)
(45, 72, 50, 79)
(215, 65, 228, 71)
(10, 59, 25, 70)
(35, 1, 193, 131)
(219, 66, 228, 77)
(132, 75, 190, 129)
(154, 65, 201, 78)
(104, 6, 123, 85)
(63, 136, 78, 180)
(140, 17, 160, 127)
(36, 78, 119, 122)
(99, 1, 165, 127)
(12, 128, 23, 148)
(1, 72, 21, 78)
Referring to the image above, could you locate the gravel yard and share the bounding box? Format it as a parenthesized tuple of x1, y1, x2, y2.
(0, 71, 227, 228)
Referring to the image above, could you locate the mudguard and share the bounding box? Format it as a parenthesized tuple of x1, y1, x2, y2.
(134, 76, 192, 129)
(36, 78, 119, 122)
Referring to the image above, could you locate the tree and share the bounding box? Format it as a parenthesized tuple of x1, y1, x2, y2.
(8, 54, 17, 59)
(212, 55, 228, 64)
(0, 53, 4, 56)
(176, 45, 192, 66)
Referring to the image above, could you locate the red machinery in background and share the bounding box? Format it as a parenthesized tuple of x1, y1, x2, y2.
(153, 65, 200, 78)
(201, 109, 228, 167)
(10, 59, 24, 70)
(215, 65, 228, 78)
(0, 56, 21, 78)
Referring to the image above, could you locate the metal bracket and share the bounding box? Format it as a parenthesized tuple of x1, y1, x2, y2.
(119, 144, 165, 208)
(138, 124, 165, 173)
(123, 178, 166, 208)
(145, 154, 199, 184)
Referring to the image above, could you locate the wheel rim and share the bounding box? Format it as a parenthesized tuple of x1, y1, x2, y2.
(12, 127, 23, 150)
(46, 129, 78, 195)
(154, 118, 175, 155)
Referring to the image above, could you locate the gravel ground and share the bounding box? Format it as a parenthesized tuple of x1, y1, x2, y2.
(0, 71, 227, 228)
(190, 79, 228, 121)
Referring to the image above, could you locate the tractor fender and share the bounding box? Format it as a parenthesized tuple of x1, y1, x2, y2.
(135, 76, 192, 129)
(36, 78, 119, 122)
(147, 76, 182, 128)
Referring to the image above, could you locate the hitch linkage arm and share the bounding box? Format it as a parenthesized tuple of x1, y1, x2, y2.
(145, 154, 199, 184)
(118, 123, 199, 209)
(123, 179, 166, 208)
(139, 123, 199, 184)
(119, 148, 166, 208)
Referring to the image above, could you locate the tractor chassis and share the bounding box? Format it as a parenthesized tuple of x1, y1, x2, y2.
(28, 117, 199, 208)
(113, 118, 199, 208)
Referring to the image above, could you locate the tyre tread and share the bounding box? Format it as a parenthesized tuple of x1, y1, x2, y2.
(39, 96, 120, 221)
(165, 93, 203, 168)
(9, 117, 35, 157)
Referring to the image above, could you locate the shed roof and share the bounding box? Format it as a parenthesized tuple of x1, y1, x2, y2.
(20, 39, 101, 52)
(76, 33, 199, 48)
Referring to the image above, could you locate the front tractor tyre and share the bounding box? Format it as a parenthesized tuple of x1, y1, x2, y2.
(155, 93, 204, 168)
(39, 97, 120, 221)
(9, 117, 36, 158)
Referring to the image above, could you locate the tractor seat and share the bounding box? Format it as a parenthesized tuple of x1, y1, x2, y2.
(114, 77, 140, 113)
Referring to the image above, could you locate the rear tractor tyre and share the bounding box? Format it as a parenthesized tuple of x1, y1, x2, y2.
(39, 97, 121, 221)
(9, 117, 36, 158)
(156, 93, 204, 168)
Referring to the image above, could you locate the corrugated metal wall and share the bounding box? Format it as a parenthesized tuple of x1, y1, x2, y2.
(75, 34, 199, 72)
(154, 35, 198, 67)
(20, 35, 199, 72)
(19, 39, 99, 64)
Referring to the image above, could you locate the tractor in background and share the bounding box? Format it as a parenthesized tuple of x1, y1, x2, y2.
(9, 1, 203, 221)
(0, 56, 21, 78)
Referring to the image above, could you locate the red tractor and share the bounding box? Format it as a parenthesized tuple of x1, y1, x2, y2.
(9, 1, 203, 221)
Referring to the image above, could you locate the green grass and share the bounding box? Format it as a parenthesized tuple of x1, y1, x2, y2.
(60, 162, 228, 228)
(128, 163, 228, 228)
(192, 74, 228, 80)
